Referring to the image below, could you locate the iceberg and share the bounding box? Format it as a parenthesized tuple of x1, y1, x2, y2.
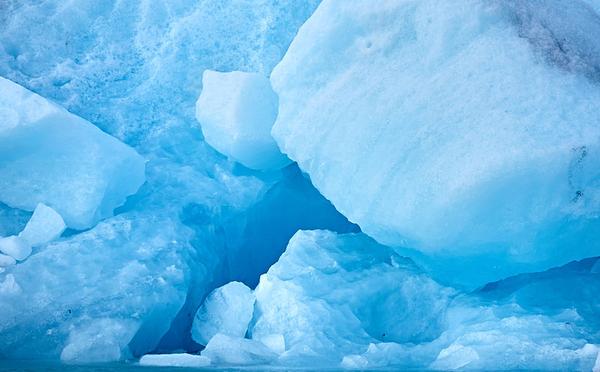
(271, 0, 600, 284)
(0, 77, 145, 230)
(197, 70, 291, 170)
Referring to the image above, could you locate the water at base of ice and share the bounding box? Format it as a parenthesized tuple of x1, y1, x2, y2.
(0, 360, 425, 372)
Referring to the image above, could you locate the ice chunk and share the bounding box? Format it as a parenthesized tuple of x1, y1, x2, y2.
(201, 333, 278, 366)
(196, 70, 290, 170)
(191, 281, 255, 345)
(425, 305, 599, 371)
(0, 213, 211, 361)
(60, 318, 138, 363)
(271, 0, 600, 284)
(0, 236, 31, 261)
(19, 203, 65, 247)
(0, 77, 145, 229)
(0, 253, 16, 267)
(250, 230, 451, 365)
(139, 353, 210, 368)
(258, 334, 286, 354)
(430, 344, 479, 370)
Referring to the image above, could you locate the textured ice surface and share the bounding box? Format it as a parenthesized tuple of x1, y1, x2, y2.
(139, 353, 210, 368)
(0, 77, 145, 230)
(2, 0, 600, 369)
(0, 0, 338, 363)
(204, 230, 599, 370)
(0, 214, 213, 361)
(191, 281, 255, 345)
(250, 230, 452, 365)
(271, 0, 600, 285)
(19, 203, 66, 247)
(0, 0, 321, 150)
(197, 70, 290, 170)
(201, 333, 278, 366)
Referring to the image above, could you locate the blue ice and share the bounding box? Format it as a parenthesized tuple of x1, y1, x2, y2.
(1, 0, 600, 370)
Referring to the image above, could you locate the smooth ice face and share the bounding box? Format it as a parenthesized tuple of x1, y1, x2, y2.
(250, 230, 452, 365)
(0, 77, 145, 230)
(197, 71, 290, 170)
(191, 281, 255, 345)
(19, 203, 65, 247)
(271, 0, 600, 284)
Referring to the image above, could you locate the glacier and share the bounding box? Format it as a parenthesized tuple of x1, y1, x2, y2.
(1, 0, 600, 370)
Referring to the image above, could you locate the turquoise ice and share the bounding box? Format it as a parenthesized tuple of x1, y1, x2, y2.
(1, 0, 600, 370)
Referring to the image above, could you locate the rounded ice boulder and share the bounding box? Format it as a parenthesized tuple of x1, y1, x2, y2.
(270, 0, 600, 284)
(191, 281, 255, 346)
(196, 70, 291, 171)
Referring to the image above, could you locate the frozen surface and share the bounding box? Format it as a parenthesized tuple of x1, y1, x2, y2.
(201, 333, 277, 366)
(197, 70, 290, 170)
(139, 353, 210, 368)
(0, 77, 145, 230)
(0, 0, 342, 364)
(209, 230, 600, 370)
(191, 281, 255, 345)
(19, 203, 66, 247)
(271, 0, 600, 285)
(250, 230, 452, 365)
(0, 214, 214, 361)
(0, 0, 321, 150)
